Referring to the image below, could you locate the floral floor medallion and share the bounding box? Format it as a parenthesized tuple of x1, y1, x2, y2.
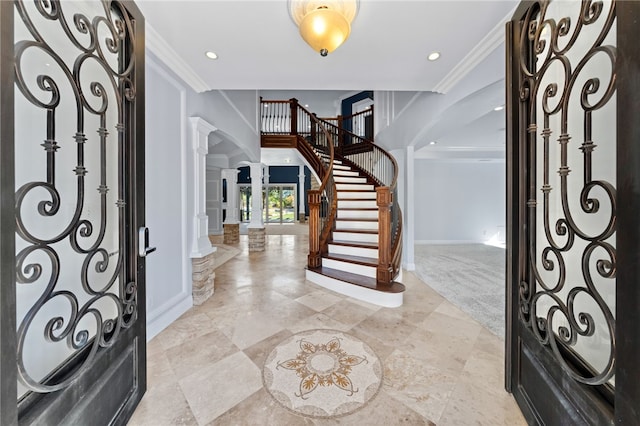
(262, 329, 382, 418)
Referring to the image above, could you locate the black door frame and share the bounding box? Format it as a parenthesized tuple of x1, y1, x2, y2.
(0, 1, 18, 424)
(0, 1, 147, 424)
(506, 1, 639, 424)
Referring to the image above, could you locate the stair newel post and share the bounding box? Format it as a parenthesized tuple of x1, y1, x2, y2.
(376, 186, 393, 284)
(290, 98, 298, 135)
(308, 189, 322, 268)
(311, 113, 317, 143)
(337, 114, 344, 155)
(368, 105, 374, 141)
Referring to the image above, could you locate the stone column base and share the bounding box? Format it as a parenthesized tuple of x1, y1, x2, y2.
(192, 251, 216, 305)
(298, 213, 306, 223)
(223, 223, 240, 244)
(248, 227, 266, 252)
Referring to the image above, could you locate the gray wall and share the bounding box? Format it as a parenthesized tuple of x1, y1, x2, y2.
(414, 160, 505, 243)
(145, 52, 196, 339)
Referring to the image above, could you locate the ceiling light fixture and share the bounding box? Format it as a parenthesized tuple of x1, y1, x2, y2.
(289, 0, 359, 57)
(429, 141, 437, 145)
(494, 105, 504, 111)
(427, 51, 440, 61)
(205, 51, 218, 60)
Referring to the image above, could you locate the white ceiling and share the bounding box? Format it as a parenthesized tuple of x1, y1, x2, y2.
(137, 0, 518, 164)
(136, 0, 518, 92)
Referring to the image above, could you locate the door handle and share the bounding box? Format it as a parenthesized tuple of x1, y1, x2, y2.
(138, 227, 157, 257)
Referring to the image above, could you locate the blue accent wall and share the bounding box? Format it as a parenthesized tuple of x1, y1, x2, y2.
(238, 166, 250, 183)
(340, 91, 374, 134)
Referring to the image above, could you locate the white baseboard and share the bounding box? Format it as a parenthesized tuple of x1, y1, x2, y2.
(414, 240, 483, 245)
(147, 293, 193, 341)
(403, 262, 416, 271)
(305, 269, 403, 308)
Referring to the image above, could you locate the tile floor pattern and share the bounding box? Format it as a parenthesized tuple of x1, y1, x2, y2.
(129, 235, 526, 425)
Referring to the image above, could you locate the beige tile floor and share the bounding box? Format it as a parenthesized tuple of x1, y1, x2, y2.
(129, 234, 526, 425)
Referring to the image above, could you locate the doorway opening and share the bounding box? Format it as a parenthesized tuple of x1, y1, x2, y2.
(263, 185, 296, 224)
(239, 184, 297, 224)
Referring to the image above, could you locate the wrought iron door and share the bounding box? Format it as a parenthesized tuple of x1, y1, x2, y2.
(506, 0, 639, 424)
(0, 1, 146, 424)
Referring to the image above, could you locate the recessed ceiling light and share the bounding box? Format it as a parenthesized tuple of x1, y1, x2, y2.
(205, 51, 218, 60)
(304, 104, 309, 108)
(427, 52, 440, 61)
(494, 105, 504, 111)
(429, 141, 437, 145)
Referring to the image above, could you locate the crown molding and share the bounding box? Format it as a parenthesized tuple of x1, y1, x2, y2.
(146, 23, 211, 93)
(419, 146, 506, 152)
(433, 6, 516, 94)
(414, 145, 505, 161)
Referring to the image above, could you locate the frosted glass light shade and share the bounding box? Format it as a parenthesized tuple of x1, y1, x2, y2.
(299, 8, 351, 56)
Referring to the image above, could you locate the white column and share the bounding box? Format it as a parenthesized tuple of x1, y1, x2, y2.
(188, 117, 217, 258)
(298, 165, 306, 221)
(404, 145, 415, 270)
(221, 168, 240, 224)
(263, 165, 270, 185)
(248, 162, 264, 228)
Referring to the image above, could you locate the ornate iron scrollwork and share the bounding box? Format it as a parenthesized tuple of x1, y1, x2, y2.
(519, 0, 616, 386)
(14, 0, 136, 393)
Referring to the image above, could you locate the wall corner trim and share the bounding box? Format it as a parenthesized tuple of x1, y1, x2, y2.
(433, 6, 516, 94)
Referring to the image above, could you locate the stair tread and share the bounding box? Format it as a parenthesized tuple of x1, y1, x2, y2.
(308, 266, 405, 294)
(334, 228, 378, 234)
(336, 189, 376, 192)
(330, 240, 378, 249)
(325, 252, 377, 266)
(338, 207, 378, 211)
(337, 198, 377, 201)
(336, 218, 378, 222)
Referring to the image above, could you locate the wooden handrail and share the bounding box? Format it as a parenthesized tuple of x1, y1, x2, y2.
(260, 99, 401, 284)
(341, 105, 374, 123)
(316, 117, 401, 284)
(260, 99, 337, 268)
(318, 105, 373, 124)
(319, 106, 374, 142)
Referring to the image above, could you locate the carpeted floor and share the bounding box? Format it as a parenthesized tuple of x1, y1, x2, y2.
(413, 244, 505, 338)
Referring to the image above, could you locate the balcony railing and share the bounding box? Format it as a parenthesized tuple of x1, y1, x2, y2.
(319, 105, 373, 142)
(260, 98, 401, 284)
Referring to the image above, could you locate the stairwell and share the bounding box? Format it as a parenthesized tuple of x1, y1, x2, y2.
(261, 98, 404, 307)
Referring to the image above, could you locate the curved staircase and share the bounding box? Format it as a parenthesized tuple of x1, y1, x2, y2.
(261, 98, 404, 307)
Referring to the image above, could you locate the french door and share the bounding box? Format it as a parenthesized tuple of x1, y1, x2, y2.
(506, 0, 639, 424)
(263, 185, 296, 223)
(0, 1, 146, 424)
